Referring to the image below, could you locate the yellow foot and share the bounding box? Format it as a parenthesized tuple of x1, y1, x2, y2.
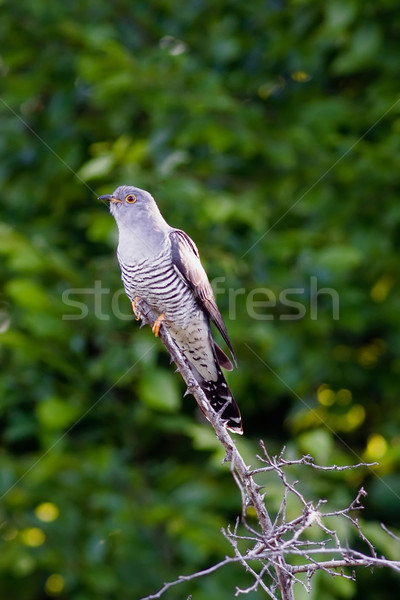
(152, 313, 165, 337)
(132, 297, 141, 320)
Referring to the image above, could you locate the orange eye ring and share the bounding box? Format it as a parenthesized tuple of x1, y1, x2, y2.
(125, 194, 136, 203)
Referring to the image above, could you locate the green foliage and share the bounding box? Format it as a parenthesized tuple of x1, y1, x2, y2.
(1, 1, 400, 598)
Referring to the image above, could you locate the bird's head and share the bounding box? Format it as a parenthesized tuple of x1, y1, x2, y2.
(98, 185, 155, 219)
(98, 185, 170, 248)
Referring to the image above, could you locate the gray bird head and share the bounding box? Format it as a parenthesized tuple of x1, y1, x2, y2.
(99, 185, 158, 218)
(99, 185, 171, 262)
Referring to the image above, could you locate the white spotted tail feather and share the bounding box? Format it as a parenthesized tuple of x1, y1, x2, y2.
(195, 360, 243, 434)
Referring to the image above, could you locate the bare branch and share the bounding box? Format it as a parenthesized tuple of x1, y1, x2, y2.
(380, 523, 400, 543)
(136, 299, 295, 600)
(135, 300, 400, 599)
(292, 555, 400, 575)
(251, 445, 378, 475)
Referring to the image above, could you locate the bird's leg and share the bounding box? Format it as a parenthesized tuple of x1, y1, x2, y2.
(152, 313, 165, 337)
(132, 297, 142, 320)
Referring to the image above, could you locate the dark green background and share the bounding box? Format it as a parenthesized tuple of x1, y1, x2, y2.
(1, 1, 399, 598)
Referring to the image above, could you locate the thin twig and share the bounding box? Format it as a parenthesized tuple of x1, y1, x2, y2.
(139, 556, 246, 600)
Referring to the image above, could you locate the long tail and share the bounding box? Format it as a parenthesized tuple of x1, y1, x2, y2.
(196, 363, 243, 434)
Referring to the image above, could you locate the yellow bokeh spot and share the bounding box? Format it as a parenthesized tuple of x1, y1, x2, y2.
(343, 404, 366, 431)
(45, 574, 65, 596)
(337, 388, 352, 405)
(358, 339, 386, 368)
(317, 384, 335, 406)
(21, 527, 46, 547)
(291, 70, 311, 82)
(35, 502, 59, 522)
(366, 434, 388, 460)
(358, 348, 374, 367)
(370, 275, 393, 303)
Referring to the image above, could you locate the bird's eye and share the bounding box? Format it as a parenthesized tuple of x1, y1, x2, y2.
(125, 194, 136, 203)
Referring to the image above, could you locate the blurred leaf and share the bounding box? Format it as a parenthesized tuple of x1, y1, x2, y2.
(298, 429, 334, 465)
(138, 370, 181, 412)
(333, 24, 382, 74)
(78, 155, 114, 182)
(312, 245, 363, 274)
(5, 278, 52, 310)
(36, 397, 81, 430)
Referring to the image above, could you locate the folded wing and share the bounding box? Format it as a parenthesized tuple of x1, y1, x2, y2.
(169, 229, 237, 368)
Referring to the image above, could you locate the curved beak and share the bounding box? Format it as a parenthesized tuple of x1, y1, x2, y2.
(98, 194, 122, 203)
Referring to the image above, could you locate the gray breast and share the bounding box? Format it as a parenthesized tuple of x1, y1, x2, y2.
(117, 248, 197, 324)
(118, 248, 217, 380)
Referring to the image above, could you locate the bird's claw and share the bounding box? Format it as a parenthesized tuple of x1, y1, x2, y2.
(132, 297, 141, 320)
(152, 313, 165, 337)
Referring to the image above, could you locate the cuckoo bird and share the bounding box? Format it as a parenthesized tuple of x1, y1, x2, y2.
(99, 185, 242, 434)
